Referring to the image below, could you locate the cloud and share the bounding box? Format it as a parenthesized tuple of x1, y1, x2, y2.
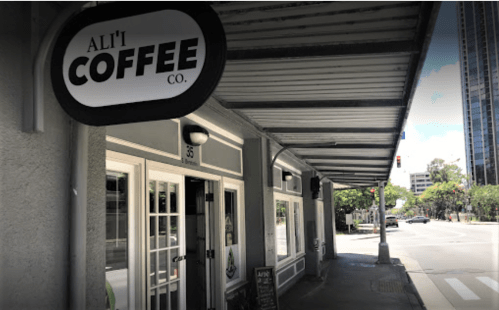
(389, 62, 467, 189)
(409, 63, 463, 126)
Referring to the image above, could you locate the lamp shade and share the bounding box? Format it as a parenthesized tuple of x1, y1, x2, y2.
(282, 171, 293, 181)
(183, 125, 210, 146)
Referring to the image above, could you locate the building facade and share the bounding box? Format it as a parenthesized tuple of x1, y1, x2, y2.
(409, 172, 433, 195)
(0, 2, 438, 309)
(457, 1, 499, 185)
(0, 3, 336, 309)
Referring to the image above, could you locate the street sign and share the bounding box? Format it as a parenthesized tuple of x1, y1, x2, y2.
(346, 214, 353, 225)
(51, 2, 226, 126)
(467, 204, 472, 211)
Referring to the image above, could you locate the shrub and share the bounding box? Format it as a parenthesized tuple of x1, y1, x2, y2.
(353, 219, 362, 229)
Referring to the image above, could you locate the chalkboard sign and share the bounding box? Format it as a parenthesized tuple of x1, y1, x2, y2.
(254, 267, 279, 310)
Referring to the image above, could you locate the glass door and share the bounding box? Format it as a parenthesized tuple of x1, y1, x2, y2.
(146, 167, 185, 310)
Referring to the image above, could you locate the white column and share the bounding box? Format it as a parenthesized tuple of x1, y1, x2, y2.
(377, 181, 391, 264)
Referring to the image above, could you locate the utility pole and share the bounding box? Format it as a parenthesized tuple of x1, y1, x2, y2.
(378, 181, 391, 264)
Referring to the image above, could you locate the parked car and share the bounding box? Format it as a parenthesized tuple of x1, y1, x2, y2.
(385, 215, 398, 228)
(407, 216, 430, 224)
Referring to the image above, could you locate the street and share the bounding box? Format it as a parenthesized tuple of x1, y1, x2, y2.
(337, 221, 499, 310)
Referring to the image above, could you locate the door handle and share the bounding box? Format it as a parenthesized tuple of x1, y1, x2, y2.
(172, 255, 186, 262)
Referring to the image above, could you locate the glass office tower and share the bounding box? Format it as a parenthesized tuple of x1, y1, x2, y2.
(457, 1, 499, 185)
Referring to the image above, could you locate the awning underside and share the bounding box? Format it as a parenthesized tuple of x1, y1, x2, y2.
(211, 1, 440, 189)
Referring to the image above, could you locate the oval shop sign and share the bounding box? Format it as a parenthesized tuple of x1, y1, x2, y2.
(51, 2, 226, 126)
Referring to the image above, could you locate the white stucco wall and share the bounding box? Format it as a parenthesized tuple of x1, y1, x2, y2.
(0, 2, 106, 309)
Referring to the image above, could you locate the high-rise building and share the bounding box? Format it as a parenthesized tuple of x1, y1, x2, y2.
(457, 2, 499, 185)
(410, 172, 433, 195)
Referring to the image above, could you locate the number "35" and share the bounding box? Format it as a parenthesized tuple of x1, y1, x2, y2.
(186, 145, 194, 158)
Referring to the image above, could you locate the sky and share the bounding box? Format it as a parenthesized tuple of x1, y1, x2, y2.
(389, 2, 467, 189)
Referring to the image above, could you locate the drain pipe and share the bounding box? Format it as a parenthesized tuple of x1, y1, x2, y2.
(70, 122, 89, 310)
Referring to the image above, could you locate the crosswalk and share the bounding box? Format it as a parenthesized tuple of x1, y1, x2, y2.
(444, 276, 499, 301)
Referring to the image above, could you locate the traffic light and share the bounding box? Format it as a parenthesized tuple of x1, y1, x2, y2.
(396, 156, 401, 168)
(370, 188, 375, 199)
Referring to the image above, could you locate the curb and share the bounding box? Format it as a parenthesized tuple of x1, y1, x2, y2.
(397, 254, 455, 310)
(393, 259, 424, 310)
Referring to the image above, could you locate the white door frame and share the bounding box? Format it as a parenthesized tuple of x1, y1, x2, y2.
(146, 159, 224, 310)
(106, 150, 146, 310)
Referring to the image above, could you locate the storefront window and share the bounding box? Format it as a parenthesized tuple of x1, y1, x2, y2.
(276, 200, 290, 262)
(274, 193, 304, 267)
(225, 190, 237, 246)
(225, 189, 240, 284)
(294, 202, 301, 253)
(106, 171, 129, 310)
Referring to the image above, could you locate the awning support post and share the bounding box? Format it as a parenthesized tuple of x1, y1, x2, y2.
(377, 181, 391, 264)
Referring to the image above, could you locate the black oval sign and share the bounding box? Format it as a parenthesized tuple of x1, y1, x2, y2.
(51, 2, 226, 126)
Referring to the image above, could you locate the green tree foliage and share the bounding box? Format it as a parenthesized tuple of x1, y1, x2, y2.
(469, 184, 499, 220)
(420, 182, 465, 218)
(390, 208, 400, 215)
(427, 158, 465, 183)
(334, 180, 408, 231)
(334, 187, 372, 231)
(380, 181, 410, 208)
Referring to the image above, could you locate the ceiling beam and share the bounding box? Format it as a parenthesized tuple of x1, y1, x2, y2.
(227, 40, 417, 61)
(223, 99, 404, 110)
(286, 144, 394, 149)
(327, 180, 383, 184)
(319, 170, 389, 174)
(323, 173, 388, 177)
(327, 181, 381, 185)
(300, 155, 391, 161)
(265, 127, 398, 134)
(327, 176, 382, 181)
(312, 164, 390, 168)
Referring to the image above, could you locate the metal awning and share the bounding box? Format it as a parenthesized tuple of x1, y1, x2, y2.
(211, 1, 440, 189)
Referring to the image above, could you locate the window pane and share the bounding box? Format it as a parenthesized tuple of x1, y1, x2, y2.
(159, 286, 168, 310)
(150, 289, 157, 310)
(150, 252, 156, 286)
(159, 250, 167, 283)
(159, 216, 167, 248)
(170, 282, 179, 310)
(225, 190, 237, 246)
(294, 202, 301, 253)
(159, 182, 167, 213)
(150, 217, 156, 250)
(150, 181, 156, 213)
(276, 200, 290, 262)
(170, 183, 178, 213)
(106, 172, 128, 270)
(170, 216, 178, 246)
(105, 171, 129, 310)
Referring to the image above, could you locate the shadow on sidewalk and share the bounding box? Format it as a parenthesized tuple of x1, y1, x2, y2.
(279, 253, 424, 310)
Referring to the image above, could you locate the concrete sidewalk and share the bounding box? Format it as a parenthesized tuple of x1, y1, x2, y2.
(279, 253, 424, 310)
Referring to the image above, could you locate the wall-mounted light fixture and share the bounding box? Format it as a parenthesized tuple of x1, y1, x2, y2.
(282, 171, 293, 181)
(183, 125, 210, 146)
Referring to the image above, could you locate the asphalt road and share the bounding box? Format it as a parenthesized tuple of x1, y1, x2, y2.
(337, 220, 499, 310)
